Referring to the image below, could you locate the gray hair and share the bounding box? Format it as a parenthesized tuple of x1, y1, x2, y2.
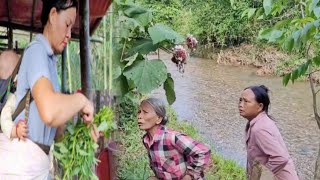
(141, 98, 168, 125)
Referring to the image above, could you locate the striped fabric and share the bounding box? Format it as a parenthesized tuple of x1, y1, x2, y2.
(143, 125, 211, 180)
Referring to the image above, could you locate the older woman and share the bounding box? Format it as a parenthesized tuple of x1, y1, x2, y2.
(239, 85, 299, 180)
(0, 0, 96, 179)
(138, 98, 211, 180)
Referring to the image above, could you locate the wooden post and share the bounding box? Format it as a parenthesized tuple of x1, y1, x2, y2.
(61, 48, 67, 93)
(6, 0, 13, 49)
(30, 0, 37, 42)
(8, 28, 13, 49)
(79, 0, 92, 99)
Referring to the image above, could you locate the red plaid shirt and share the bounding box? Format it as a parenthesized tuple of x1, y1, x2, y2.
(143, 125, 211, 180)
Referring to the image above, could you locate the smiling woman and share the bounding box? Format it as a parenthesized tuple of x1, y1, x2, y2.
(0, 0, 98, 179)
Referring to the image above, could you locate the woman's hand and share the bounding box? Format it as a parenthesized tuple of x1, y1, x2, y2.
(16, 119, 28, 140)
(81, 100, 94, 125)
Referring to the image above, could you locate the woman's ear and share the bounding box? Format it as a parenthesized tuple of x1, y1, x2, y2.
(156, 116, 163, 125)
(48, 7, 58, 25)
(258, 103, 264, 112)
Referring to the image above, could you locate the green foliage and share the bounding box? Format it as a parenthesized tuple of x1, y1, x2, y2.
(53, 107, 116, 179)
(117, 98, 245, 179)
(112, 0, 182, 104)
(243, 0, 320, 85)
(148, 23, 184, 44)
(54, 122, 99, 180)
(118, 95, 139, 127)
(94, 107, 117, 138)
(163, 73, 176, 105)
(184, 0, 256, 47)
(123, 59, 168, 93)
(137, 0, 191, 35)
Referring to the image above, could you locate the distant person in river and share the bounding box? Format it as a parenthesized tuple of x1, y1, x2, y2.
(137, 97, 211, 180)
(239, 85, 299, 180)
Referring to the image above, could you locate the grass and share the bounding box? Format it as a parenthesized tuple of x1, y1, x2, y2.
(117, 103, 246, 180)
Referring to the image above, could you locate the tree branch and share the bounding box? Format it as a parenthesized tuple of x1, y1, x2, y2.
(308, 69, 320, 75)
(308, 68, 320, 129)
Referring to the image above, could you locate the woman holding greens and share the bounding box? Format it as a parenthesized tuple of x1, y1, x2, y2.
(0, 0, 97, 179)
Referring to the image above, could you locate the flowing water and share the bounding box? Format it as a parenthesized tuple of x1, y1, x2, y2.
(151, 52, 320, 180)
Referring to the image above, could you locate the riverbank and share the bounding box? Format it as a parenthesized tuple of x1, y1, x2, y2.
(196, 43, 320, 80)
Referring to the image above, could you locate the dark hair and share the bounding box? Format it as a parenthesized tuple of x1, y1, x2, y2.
(41, 0, 78, 27)
(245, 85, 270, 114)
(140, 98, 168, 125)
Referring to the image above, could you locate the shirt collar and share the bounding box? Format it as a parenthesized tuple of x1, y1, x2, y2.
(249, 111, 266, 128)
(246, 111, 267, 142)
(143, 125, 165, 148)
(35, 34, 54, 57)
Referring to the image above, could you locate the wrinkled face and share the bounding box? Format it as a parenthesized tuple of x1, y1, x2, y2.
(239, 89, 263, 120)
(137, 102, 162, 131)
(49, 7, 76, 54)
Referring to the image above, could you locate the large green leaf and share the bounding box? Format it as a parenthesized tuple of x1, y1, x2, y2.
(309, 0, 319, 14)
(312, 56, 320, 66)
(123, 59, 167, 94)
(301, 23, 315, 43)
(263, 0, 272, 15)
(148, 24, 184, 44)
(113, 66, 122, 80)
(299, 60, 311, 76)
(123, 4, 149, 17)
(241, 9, 249, 19)
(123, 53, 139, 68)
(163, 73, 176, 105)
(283, 37, 294, 52)
(314, 7, 320, 18)
(268, 30, 283, 42)
(127, 38, 159, 56)
(291, 68, 300, 83)
(113, 74, 129, 96)
(275, 19, 291, 28)
(248, 8, 256, 19)
(314, 19, 320, 27)
(283, 73, 291, 86)
(258, 28, 273, 40)
(135, 11, 153, 26)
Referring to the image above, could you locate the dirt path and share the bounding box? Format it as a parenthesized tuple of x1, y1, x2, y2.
(152, 52, 319, 180)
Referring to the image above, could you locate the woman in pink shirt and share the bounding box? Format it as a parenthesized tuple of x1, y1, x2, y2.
(239, 85, 299, 180)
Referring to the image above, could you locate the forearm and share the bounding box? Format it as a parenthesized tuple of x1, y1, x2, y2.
(36, 92, 87, 127)
(174, 134, 211, 179)
(266, 156, 289, 174)
(186, 151, 211, 179)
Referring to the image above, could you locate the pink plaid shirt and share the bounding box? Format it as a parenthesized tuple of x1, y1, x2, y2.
(143, 125, 211, 180)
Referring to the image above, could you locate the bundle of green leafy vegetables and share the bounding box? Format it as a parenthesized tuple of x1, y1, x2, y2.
(53, 106, 116, 180)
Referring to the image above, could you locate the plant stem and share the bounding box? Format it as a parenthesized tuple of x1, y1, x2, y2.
(103, 16, 107, 90)
(66, 44, 73, 92)
(109, 4, 113, 93)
